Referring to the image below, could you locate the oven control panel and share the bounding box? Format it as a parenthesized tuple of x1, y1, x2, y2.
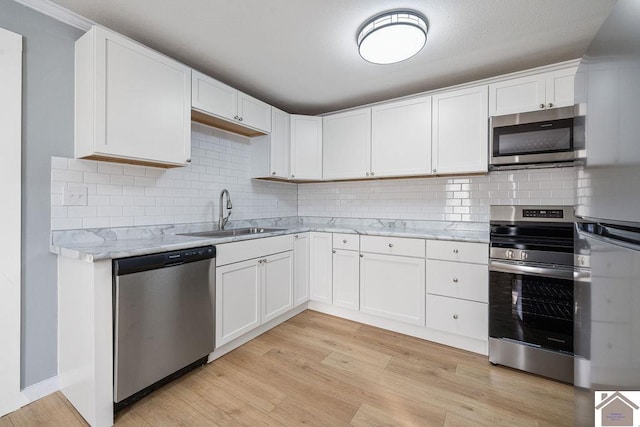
(522, 209, 564, 219)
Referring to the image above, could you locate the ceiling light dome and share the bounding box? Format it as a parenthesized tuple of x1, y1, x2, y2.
(357, 10, 428, 65)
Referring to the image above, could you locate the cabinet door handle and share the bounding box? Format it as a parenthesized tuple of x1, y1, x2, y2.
(272, 171, 276, 175)
(453, 249, 459, 254)
(234, 115, 239, 120)
(432, 168, 437, 173)
(453, 314, 459, 320)
(239, 117, 243, 122)
(343, 239, 347, 244)
(332, 250, 336, 254)
(186, 158, 191, 163)
(258, 259, 263, 264)
(388, 243, 393, 248)
(539, 104, 545, 109)
(366, 172, 370, 177)
(291, 174, 295, 178)
(547, 103, 553, 108)
(453, 277, 459, 283)
(360, 254, 364, 258)
(370, 171, 375, 176)
(294, 234, 298, 238)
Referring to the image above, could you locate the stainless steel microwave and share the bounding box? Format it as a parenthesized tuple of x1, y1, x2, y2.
(489, 106, 576, 168)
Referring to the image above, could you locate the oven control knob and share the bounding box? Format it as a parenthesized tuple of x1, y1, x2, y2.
(520, 251, 528, 260)
(505, 249, 514, 259)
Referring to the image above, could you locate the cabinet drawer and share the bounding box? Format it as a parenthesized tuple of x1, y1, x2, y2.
(217, 234, 294, 266)
(426, 260, 488, 303)
(427, 240, 487, 264)
(333, 233, 359, 251)
(360, 235, 425, 258)
(426, 295, 487, 341)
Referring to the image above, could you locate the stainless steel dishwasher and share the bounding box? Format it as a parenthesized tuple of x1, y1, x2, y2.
(113, 245, 215, 411)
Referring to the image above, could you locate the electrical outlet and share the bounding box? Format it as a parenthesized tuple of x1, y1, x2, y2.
(63, 185, 88, 206)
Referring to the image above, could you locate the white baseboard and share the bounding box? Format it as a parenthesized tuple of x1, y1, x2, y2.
(21, 376, 60, 404)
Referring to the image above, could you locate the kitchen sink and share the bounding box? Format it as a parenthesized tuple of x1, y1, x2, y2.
(178, 227, 286, 238)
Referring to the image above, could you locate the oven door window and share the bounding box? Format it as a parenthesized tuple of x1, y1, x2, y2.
(493, 118, 573, 157)
(489, 270, 574, 353)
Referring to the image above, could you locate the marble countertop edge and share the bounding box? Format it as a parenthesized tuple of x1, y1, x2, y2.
(51, 219, 489, 262)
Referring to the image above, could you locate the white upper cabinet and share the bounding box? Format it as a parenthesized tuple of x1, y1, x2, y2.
(371, 96, 432, 177)
(290, 115, 323, 180)
(432, 85, 489, 175)
(489, 67, 577, 116)
(75, 26, 191, 167)
(322, 108, 371, 180)
(192, 70, 272, 134)
(251, 107, 290, 179)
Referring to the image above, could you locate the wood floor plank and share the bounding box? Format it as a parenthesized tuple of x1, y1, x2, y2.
(0, 414, 15, 427)
(2, 310, 575, 426)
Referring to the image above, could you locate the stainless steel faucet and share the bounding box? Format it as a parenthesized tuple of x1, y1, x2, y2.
(218, 189, 232, 230)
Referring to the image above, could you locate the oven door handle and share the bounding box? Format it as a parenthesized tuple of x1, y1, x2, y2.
(489, 260, 576, 280)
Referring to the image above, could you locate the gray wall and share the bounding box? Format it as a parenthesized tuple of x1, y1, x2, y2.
(0, 0, 82, 387)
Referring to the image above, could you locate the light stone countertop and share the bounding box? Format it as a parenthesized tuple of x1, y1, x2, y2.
(51, 216, 489, 262)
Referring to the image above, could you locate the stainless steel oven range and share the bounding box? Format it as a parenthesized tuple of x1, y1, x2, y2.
(488, 205, 578, 383)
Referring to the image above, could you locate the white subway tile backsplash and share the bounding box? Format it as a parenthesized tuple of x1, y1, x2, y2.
(298, 167, 576, 223)
(68, 159, 98, 172)
(51, 123, 298, 230)
(52, 123, 576, 230)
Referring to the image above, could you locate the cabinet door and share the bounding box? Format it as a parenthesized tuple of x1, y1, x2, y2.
(192, 69, 237, 122)
(371, 97, 432, 177)
(238, 91, 272, 133)
(322, 108, 371, 180)
(80, 27, 191, 166)
(271, 107, 291, 179)
(215, 259, 261, 347)
(262, 251, 293, 323)
(290, 115, 323, 180)
(332, 249, 360, 311)
(432, 85, 488, 175)
(545, 67, 577, 110)
(293, 233, 310, 306)
(360, 253, 425, 325)
(488, 74, 546, 116)
(309, 232, 332, 303)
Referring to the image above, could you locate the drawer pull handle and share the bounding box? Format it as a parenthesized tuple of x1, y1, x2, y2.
(453, 314, 459, 320)
(388, 243, 394, 248)
(332, 250, 336, 254)
(343, 239, 347, 244)
(453, 277, 459, 283)
(453, 249, 459, 254)
(294, 234, 298, 238)
(360, 254, 364, 258)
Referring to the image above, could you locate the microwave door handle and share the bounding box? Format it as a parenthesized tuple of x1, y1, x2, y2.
(489, 260, 575, 280)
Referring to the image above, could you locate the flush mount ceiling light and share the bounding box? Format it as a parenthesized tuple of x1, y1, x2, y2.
(357, 10, 428, 65)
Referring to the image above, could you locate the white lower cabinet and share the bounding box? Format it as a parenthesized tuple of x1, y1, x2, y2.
(310, 232, 333, 303)
(426, 295, 487, 341)
(216, 259, 261, 347)
(262, 251, 294, 323)
(360, 252, 426, 326)
(332, 249, 360, 311)
(426, 259, 488, 303)
(293, 233, 310, 306)
(425, 239, 489, 343)
(215, 235, 294, 348)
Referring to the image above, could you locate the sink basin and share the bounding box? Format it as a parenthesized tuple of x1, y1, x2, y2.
(178, 227, 286, 238)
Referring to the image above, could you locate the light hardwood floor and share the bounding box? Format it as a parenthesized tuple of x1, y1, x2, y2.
(0, 310, 576, 426)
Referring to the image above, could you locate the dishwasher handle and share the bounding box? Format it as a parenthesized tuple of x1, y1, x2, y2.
(114, 245, 216, 276)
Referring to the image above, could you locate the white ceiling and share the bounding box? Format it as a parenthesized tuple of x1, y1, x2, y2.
(49, 0, 615, 115)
